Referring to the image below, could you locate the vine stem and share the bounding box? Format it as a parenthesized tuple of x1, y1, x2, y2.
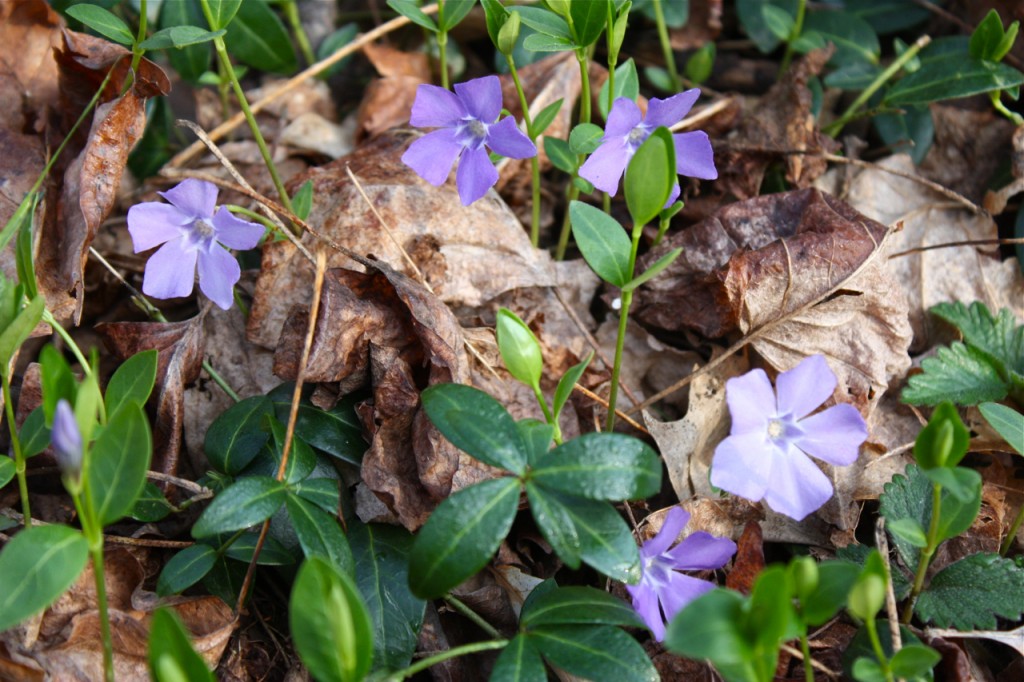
(864, 616, 895, 682)
(902, 482, 942, 623)
(651, 0, 680, 91)
(506, 57, 543, 246)
(605, 221, 643, 431)
(799, 632, 814, 682)
(777, 0, 806, 77)
(281, 0, 315, 66)
(445, 594, 502, 639)
(2, 375, 31, 524)
(387, 640, 509, 681)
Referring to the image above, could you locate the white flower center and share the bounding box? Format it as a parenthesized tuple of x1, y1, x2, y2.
(767, 418, 785, 439)
(627, 126, 648, 146)
(456, 118, 490, 150)
(192, 218, 216, 240)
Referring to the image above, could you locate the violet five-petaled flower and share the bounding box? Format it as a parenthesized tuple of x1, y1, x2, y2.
(579, 89, 717, 206)
(126, 179, 265, 310)
(711, 355, 869, 521)
(52, 399, 83, 477)
(401, 75, 537, 206)
(626, 506, 736, 642)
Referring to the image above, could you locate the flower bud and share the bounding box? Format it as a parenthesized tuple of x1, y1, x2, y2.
(51, 399, 83, 477)
(497, 11, 520, 55)
(546, 0, 571, 18)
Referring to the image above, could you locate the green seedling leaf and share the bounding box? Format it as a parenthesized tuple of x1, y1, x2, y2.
(496, 308, 543, 389)
(902, 342, 1009, 406)
(531, 432, 661, 500)
(666, 589, 755, 681)
(89, 402, 152, 526)
(192, 476, 287, 538)
(105, 349, 158, 417)
(74, 370, 102, 445)
(622, 247, 682, 293)
(970, 9, 1010, 61)
(518, 419, 555, 467)
(685, 42, 716, 84)
(387, 0, 438, 32)
(847, 550, 887, 622)
(225, 0, 297, 74)
(569, 122, 605, 155)
(138, 25, 226, 50)
(269, 386, 366, 466)
(934, 468, 982, 543)
(598, 59, 640, 120)
(525, 481, 582, 568)
(913, 401, 969, 469)
(885, 54, 1024, 105)
(158, 543, 217, 596)
(491, 635, 546, 682)
(552, 352, 592, 422)
(979, 402, 1023, 454)
(625, 127, 675, 227)
(224, 532, 295, 565)
(66, 4, 135, 46)
(531, 624, 657, 682)
(569, 0, 610, 47)
(521, 585, 643, 628)
(554, 494, 639, 583)
(800, 560, 860, 626)
(914, 552, 1024, 629)
(290, 556, 374, 682)
(481, 0, 509, 45)
(842, 621, 925, 681)
(543, 136, 577, 174)
(0, 294, 43, 377)
(921, 465, 982, 503)
(529, 98, 563, 138)
(569, 201, 631, 287)
(408, 477, 520, 598)
(131, 482, 173, 522)
(422, 383, 528, 474)
(0, 524, 89, 631)
(159, 0, 210, 82)
(204, 395, 275, 475)
(513, 6, 571, 40)
(749, 565, 799, 650)
(886, 518, 928, 548)
(292, 180, 314, 221)
(349, 523, 425, 673)
(285, 493, 354, 576)
(851, 657, 887, 682)
(440, 0, 476, 31)
(523, 32, 576, 52)
(148, 608, 216, 682)
(799, 10, 880, 65)
(836, 544, 911, 599)
(204, 0, 243, 30)
(573, 176, 595, 194)
(19, 407, 48, 458)
(0, 456, 14, 488)
(889, 644, 941, 680)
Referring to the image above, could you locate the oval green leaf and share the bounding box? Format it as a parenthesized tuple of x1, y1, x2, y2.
(496, 308, 543, 389)
(204, 395, 274, 475)
(89, 401, 152, 525)
(531, 624, 657, 682)
(625, 127, 675, 227)
(148, 607, 216, 682)
(569, 201, 631, 287)
(526, 482, 581, 569)
(192, 476, 287, 538)
(157, 544, 217, 596)
(66, 4, 135, 46)
(0, 524, 89, 631)
(105, 349, 158, 417)
(521, 585, 643, 629)
(532, 432, 661, 500)
(285, 493, 355, 576)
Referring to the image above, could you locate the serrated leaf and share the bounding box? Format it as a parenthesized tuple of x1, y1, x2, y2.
(521, 585, 643, 628)
(569, 201, 631, 287)
(105, 349, 158, 418)
(204, 396, 274, 475)
(89, 402, 152, 525)
(879, 465, 931, 574)
(148, 608, 216, 682)
(914, 553, 1024, 629)
(192, 476, 287, 538)
(902, 342, 1008, 406)
(490, 634, 546, 682)
(158, 544, 217, 596)
(979, 402, 1023, 454)
(555, 494, 640, 583)
(224, 0, 297, 74)
(885, 55, 1024, 106)
(931, 301, 1024, 375)
(285, 493, 354, 576)
(421, 384, 528, 474)
(66, 4, 135, 46)
(525, 481, 581, 568)
(0, 525, 89, 631)
(531, 624, 657, 682)
(531, 432, 661, 501)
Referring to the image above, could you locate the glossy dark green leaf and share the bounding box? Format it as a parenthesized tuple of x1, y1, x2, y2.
(569, 201, 631, 287)
(521, 585, 642, 628)
(285, 493, 354, 576)
(66, 4, 135, 45)
(886, 55, 1024, 105)
(421, 383, 528, 474)
(625, 127, 675, 227)
(531, 432, 661, 500)
(531, 624, 657, 682)
(872, 103, 933, 164)
(192, 476, 287, 538)
(201, 555, 246, 605)
(598, 58, 639, 120)
(517, 419, 554, 468)
(290, 556, 374, 682)
(157, 544, 217, 596)
(568, 0, 609, 47)
(105, 349, 158, 418)
(204, 395, 274, 475)
(543, 136, 577, 174)
(799, 10, 880, 65)
(159, 0, 211, 82)
(844, 0, 930, 34)
(269, 386, 366, 466)
(0, 456, 13, 489)
(0, 524, 89, 631)
(408, 477, 520, 598)
(914, 552, 1024, 629)
(824, 62, 881, 90)
(440, 0, 476, 31)
(490, 635, 546, 682)
(130, 482, 173, 522)
(525, 481, 581, 569)
(148, 607, 216, 682)
(89, 402, 152, 525)
(242, 417, 315, 484)
(224, 0, 297, 74)
(223, 531, 295, 565)
(979, 402, 1023, 454)
(138, 25, 226, 50)
(289, 477, 341, 515)
(555, 494, 640, 583)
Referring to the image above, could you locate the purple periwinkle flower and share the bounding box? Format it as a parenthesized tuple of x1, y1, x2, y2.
(52, 399, 83, 477)
(579, 89, 717, 206)
(401, 75, 537, 206)
(626, 506, 736, 642)
(711, 355, 869, 521)
(127, 179, 265, 310)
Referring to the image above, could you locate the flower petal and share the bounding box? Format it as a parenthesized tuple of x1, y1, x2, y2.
(127, 202, 190, 252)
(710, 430, 774, 502)
(645, 89, 700, 128)
(605, 97, 643, 137)
(657, 572, 716, 626)
(454, 75, 502, 123)
(486, 116, 537, 159)
(775, 355, 836, 419)
(665, 532, 737, 571)
(763, 447, 834, 521)
(158, 178, 217, 219)
(211, 207, 265, 250)
(456, 146, 498, 205)
(724, 368, 776, 434)
(794, 404, 867, 466)
(410, 83, 466, 127)
(664, 182, 680, 209)
(626, 581, 665, 641)
(197, 244, 241, 310)
(578, 138, 630, 194)
(402, 129, 464, 186)
(644, 507, 691, 558)
(673, 131, 718, 180)
(142, 238, 197, 300)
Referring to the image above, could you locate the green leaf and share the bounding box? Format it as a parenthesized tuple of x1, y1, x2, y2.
(19, 407, 48, 458)
(496, 308, 543, 389)
(825, 62, 883, 90)
(625, 127, 675, 227)
(522, 32, 576, 52)
(138, 25, 226, 50)
(291, 477, 341, 515)
(598, 59, 640, 120)
(316, 23, 360, 79)
(513, 6, 571, 40)
(285, 493, 355, 576)
(158, 544, 217, 596)
(518, 419, 554, 468)
(914, 552, 1024, 629)
(852, 657, 887, 682)
(931, 301, 1024, 375)
(531, 624, 657, 682)
(934, 469, 982, 543)
(568, 123, 605, 155)
(762, 4, 795, 41)
(521, 585, 643, 628)
(913, 401, 969, 469)
(622, 247, 682, 293)
(204, 0, 242, 30)
(148, 608, 216, 682)
(66, 4, 135, 46)
(552, 352, 591, 423)
(349, 523, 425, 673)
(569, 201, 631, 287)
(131, 482, 173, 522)
(490, 635, 546, 682)
(799, 10, 880, 66)
(105, 349, 158, 417)
(737, 0, 798, 53)
(921, 465, 981, 503)
(408, 477, 520, 598)
(0, 524, 89, 631)
(885, 55, 1024, 105)
(246, 417, 315, 485)
(979, 402, 1023, 454)
(902, 342, 1008, 406)
(421, 383, 528, 475)
(842, 621, 924, 681)
(0, 456, 13, 489)
(0, 295, 44, 377)
(872, 102, 933, 164)
(685, 42, 716, 84)
(525, 481, 582, 569)
(844, 0, 930, 34)
(666, 589, 754, 680)
(204, 395, 274, 475)
(543, 136, 577, 174)
(970, 9, 1009, 61)
(889, 644, 941, 680)
(387, 0, 438, 32)
(89, 402, 152, 526)
(800, 560, 860, 626)
(224, 0, 297, 74)
(192, 476, 287, 538)
(481, 0, 509, 45)
(531, 432, 661, 501)
(568, 0, 609, 47)
(159, 0, 211, 82)
(39, 345, 75, 423)
(290, 556, 374, 682)
(886, 518, 928, 548)
(529, 98, 563, 138)
(269, 386, 366, 466)
(201, 555, 246, 605)
(292, 180, 314, 221)
(556, 494, 640, 583)
(749, 565, 799, 648)
(440, 0, 476, 31)
(879, 464, 934, 574)
(223, 532, 295, 565)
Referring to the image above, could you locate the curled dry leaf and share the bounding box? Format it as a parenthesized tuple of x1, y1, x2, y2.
(356, 43, 430, 140)
(724, 520, 765, 594)
(0, 0, 62, 134)
(918, 104, 1015, 203)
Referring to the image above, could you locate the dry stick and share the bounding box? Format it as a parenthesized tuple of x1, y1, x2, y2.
(888, 237, 1024, 259)
(668, 97, 735, 133)
(623, 221, 896, 417)
(573, 383, 648, 435)
(165, 4, 440, 169)
(780, 643, 839, 679)
(875, 517, 903, 652)
(235, 250, 328, 615)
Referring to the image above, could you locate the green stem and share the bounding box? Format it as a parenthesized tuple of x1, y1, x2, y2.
(864, 617, 895, 682)
(605, 1, 617, 113)
(203, 360, 240, 402)
(42, 310, 92, 375)
(90, 542, 115, 682)
(606, 224, 643, 431)
(554, 49, 594, 261)
(129, 0, 147, 75)
(554, 183, 581, 261)
(777, 0, 806, 77)
(823, 34, 931, 138)
(76, 466, 114, 682)
(388, 639, 509, 681)
(902, 482, 942, 623)
(444, 594, 502, 639)
(282, 0, 315, 66)
(437, 1, 449, 89)
(2, 374, 31, 525)
(1000, 502, 1023, 555)
(575, 49, 592, 126)
(990, 90, 1024, 125)
(652, 0, 680, 92)
(531, 384, 561, 445)
(506, 56, 542, 246)
(225, 204, 277, 233)
(800, 631, 815, 682)
(653, 213, 671, 247)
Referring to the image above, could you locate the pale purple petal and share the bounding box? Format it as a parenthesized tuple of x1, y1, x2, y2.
(578, 138, 630, 194)
(626, 582, 664, 641)
(711, 431, 774, 502)
(665, 532, 737, 571)
(794, 404, 867, 466)
(664, 183, 680, 209)
(657, 572, 716, 625)
(644, 507, 690, 558)
(402, 129, 464, 186)
(456, 146, 498, 205)
(764, 448, 834, 520)
(410, 83, 466, 127)
(724, 369, 776, 434)
(486, 116, 536, 159)
(454, 75, 502, 123)
(646, 89, 700, 128)
(673, 131, 718, 180)
(211, 207, 265, 250)
(142, 238, 197, 300)
(158, 178, 217, 219)
(52, 399, 82, 474)
(197, 245, 240, 310)
(127, 203, 190, 252)
(776, 355, 836, 419)
(605, 97, 643, 137)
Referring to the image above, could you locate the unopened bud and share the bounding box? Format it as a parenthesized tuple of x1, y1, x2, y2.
(52, 399, 83, 477)
(498, 11, 521, 55)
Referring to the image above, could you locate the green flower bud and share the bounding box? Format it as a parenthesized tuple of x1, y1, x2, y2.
(497, 10, 521, 55)
(496, 308, 543, 389)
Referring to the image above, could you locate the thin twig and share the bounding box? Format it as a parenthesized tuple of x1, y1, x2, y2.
(875, 517, 903, 652)
(669, 98, 735, 132)
(888, 237, 1023, 259)
(573, 383, 648, 435)
(781, 643, 840, 678)
(146, 471, 210, 496)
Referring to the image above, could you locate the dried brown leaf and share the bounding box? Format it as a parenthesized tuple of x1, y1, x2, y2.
(725, 520, 764, 594)
(355, 43, 430, 140)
